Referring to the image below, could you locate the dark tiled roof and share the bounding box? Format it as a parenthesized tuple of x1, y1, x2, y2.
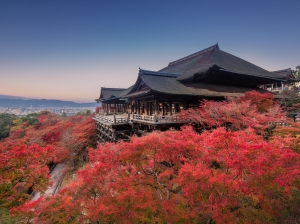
(140, 70, 191, 95)
(159, 44, 287, 83)
(272, 68, 296, 80)
(97, 87, 127, 101)
(167, 44, 219, 67)
(185, 82, 269, 97)
(97, 44, 296, 101)
(139, 70, 180, 77)
(122, 69, 270, 98)
(119, 85, 134, 98)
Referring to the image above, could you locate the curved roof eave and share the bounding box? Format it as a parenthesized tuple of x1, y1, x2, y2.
(219, 68, 289, 83)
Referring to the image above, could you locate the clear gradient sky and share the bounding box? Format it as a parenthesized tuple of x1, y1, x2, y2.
(0, 0, 299, 102)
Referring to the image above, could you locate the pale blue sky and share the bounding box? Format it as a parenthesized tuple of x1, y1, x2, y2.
(0, 0, 299, 102)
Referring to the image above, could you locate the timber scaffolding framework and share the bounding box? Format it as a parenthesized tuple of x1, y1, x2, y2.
(94, 113, 189, 143)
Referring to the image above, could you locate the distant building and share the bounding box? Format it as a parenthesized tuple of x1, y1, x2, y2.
(95, 87, 127, 114)
(95, 44, 298, 142)
(262, 68, 297, 93)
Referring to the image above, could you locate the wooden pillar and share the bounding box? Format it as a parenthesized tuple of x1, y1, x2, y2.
(184, 101, 188, 110)
(155, 99, 158, 115)
(145, 101, 148, 115)
(134, 100, 137, 114)
(169, 100, 172, 116)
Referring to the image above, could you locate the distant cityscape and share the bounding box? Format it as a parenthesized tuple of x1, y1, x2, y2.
(0, 106, 96, 117)
(0, 94, 98, 116)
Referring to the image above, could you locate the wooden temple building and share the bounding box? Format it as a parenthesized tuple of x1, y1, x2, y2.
(95, 44, 297, 142)
(263, 68, 295, 93)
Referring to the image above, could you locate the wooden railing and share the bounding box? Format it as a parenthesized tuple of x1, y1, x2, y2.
(95, 113, 188, 125)
(95, 114, 129, 124)
(131, 114, 182, 123)
(96, 110, 124, 116)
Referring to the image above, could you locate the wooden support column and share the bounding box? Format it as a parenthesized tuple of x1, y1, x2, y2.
(184, 101, 188, 110)
(169, 100, 172, 116)
(145, 101, 149, 115)
(155, 99, 158, 115)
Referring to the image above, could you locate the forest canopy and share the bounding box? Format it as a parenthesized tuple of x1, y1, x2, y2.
(2, 91, 300, 223)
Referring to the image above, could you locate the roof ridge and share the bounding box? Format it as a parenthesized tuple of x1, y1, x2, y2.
(140, 69, 180, 77)
(272, 68, 291, 73)
(168, 43, 219, 67)
(101, 87, 127, 90)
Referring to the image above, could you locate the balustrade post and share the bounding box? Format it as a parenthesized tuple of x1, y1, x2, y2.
(153, 114, 157, 123)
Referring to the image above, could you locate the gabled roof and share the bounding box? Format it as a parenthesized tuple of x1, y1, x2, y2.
(122, 69, 270, 98)
(159, 44, 290, 83)
(272, 68, 296, 80)
(119, 85, 134, 98)
(96, 87, 127, 102)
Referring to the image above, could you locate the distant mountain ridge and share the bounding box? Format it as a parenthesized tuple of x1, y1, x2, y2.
(0, 95, 97, 107)
(0, 94, 32, 100)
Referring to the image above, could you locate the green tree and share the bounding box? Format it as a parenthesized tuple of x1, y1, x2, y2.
(280, 90, 300, 119)
(0, 113, 18, 140)
(21, 113, 39, 126)
(77, 109, 91, 116)
(292, 65, 300, 80)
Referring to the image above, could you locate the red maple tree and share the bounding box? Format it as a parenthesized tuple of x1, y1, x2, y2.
(180, 91, 285, 136)
(0, 112, 96, 221)
(4, 92, 300, 223)
(18, 126, 300, 223)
